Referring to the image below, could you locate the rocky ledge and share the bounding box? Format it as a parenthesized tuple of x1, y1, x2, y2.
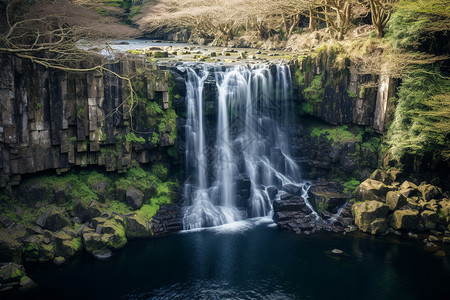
(273, 183, 354, 234)
(0, 203, 182, 292)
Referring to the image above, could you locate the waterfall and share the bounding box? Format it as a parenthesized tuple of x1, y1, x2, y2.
(182, 64, 311, 230)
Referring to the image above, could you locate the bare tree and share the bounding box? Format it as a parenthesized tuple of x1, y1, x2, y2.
(366, 0, 398, 38)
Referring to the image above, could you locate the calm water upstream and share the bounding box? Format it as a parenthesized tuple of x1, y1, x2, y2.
(7, 217, 450, 300)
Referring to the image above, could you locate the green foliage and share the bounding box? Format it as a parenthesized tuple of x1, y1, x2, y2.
(347, 90, 357, 99)
(342, 178, 360, 194)
(385, 0, 449, 51)
(77, 108, 85, 119)
(386, 66, 450, 160)
(69, 136, 77, 142)
(311, 125, 357, 144)
(303, 74, 324, 103)
(150, 132, 160, 144)
(35, 103, 42, 110)
(151, 163, 168, 180)
(125, 132, 146, 144)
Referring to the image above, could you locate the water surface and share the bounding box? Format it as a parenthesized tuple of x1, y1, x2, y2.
(9, 218, 450, 299)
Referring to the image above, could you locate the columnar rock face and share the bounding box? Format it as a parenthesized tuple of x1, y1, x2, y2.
(0, 54, 175, 188)
(294, 46, 396, 131)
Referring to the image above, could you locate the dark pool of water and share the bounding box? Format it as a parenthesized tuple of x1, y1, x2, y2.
(7, 218, 450, 299)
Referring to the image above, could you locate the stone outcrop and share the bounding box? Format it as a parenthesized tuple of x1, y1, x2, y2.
(294, 45, 396, 132)
(352, 201, 389, 234)
(351, 170, 450, 236)
(0, 54, 174, 188)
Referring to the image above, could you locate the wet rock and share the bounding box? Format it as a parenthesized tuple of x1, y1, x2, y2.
(266, 186, 278, 200)
(282, 184, 302, 196)
(331, 249, 344, 255)
(423, 242, 439, 253)
(19, 275, 34, 287)
(91, 249, 112, 260)
(352, 201, 389, 234)
(151, 204, 183, 237)
(391, 209, 420, 231)
(386, 191, 407, 210)
(126, 187, 144, 210)
(36, 207, 70, 231)
(53, 256, 66, 266)
(354, 179, 391, 203)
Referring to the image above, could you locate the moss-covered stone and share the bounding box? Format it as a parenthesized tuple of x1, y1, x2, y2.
(391, 209, 420, 230)
(354, 179, 391, 202)
(352, 200, 390, 234)
(386, 191, 407, 210)
(124, 212, 152, 239)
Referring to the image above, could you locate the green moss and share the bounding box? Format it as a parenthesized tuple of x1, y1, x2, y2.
(347, 90, 357, 99)
(150, 132, 160, 145)
(301, 102, 314, 115)
(303, 74, 324, 103)
(125, 132, 146, 144)
(35, 103, 42, 110)
(77, 108, 84, 120)
(69, 136, 77, 142)
(342, 178, 360, 194)
(311, 125, 356, 144)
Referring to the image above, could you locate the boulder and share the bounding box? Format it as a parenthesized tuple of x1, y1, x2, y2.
(52, 230, 82, 258)
(391, 209, 420, 231)
(0, 215, 14, 228)
(352, 201, 390, 234)
(126, 187, 144, 210)
(82, 220, 127, 253)
(400, 181, 418, 190)
(354, 179, 391, 202)
(423, 242, 439, 254)
(53, 256, 66, 266)
(282, 184, 302, 196)
(0, 229, 23, 263)
(369, 169, 393, 185)
(90, 181, 109, 203)
(22, 234, 55, 263)
(421, 210, 439, 230)
(124, 213, 152, 239)
(266, 186, 278, 201)
(385, 191, 407, 210)
(0, 262, 25, 284)
(36, 207, 70, 231)
(71, 200, 88, 221)
(418, 183, 441, 201)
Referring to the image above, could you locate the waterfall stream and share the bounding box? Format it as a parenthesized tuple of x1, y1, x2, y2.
(182, 64, 312, 230)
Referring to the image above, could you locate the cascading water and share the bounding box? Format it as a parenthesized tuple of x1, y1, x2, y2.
(182, 64, 313, 230)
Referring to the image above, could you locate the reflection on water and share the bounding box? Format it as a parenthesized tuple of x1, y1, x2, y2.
(8, 219, 450, 300)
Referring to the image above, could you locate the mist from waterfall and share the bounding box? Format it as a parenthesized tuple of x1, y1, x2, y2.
(182, 64, 310, 230)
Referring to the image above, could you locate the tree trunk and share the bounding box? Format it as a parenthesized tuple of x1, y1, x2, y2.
(309, 9, 315, 31)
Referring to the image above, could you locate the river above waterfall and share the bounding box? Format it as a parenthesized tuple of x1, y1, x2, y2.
(7, 218, 450, 300)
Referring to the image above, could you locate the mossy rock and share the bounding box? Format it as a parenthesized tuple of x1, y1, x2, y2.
(391, 209, 420, 230)
(124, 212, 152, 239)
(386, 191, 407, 211)
(36, 207, 70, 231)
(354, 179, 392, 202)
(369, 169, 393, 185)
(421, 210, 439, 230)
(0, 263, 25, 284)
(352, 200, 390, 234)
(52, 230, 82, 258)
(418, 183, 441, 201)
(22, 235, 55, 263)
